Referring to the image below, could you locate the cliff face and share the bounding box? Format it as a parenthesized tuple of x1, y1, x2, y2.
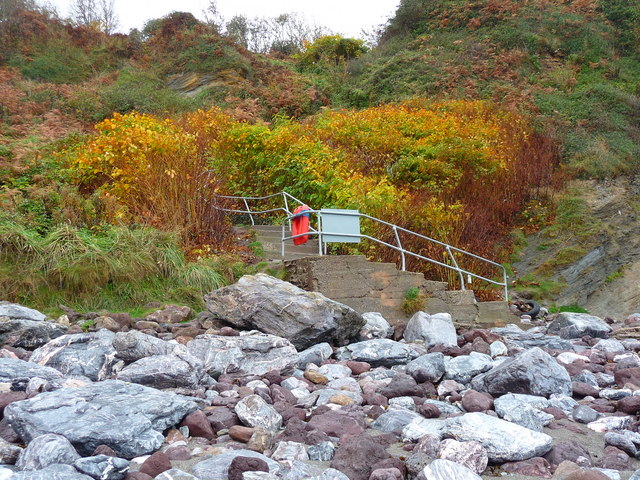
(513, 175, 640, 318)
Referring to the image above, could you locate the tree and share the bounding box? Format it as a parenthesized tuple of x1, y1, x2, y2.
(224, 12, 327, 55)
(202, 0, 224, 32)
(69, 0, 119, 33)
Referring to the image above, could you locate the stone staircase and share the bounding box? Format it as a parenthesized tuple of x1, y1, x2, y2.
(283, 255, 512, 329)
(250, 225, 320, 261)
(248, 225, 513, 329)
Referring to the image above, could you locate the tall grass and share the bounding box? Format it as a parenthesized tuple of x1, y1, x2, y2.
(0, 221, 227, 313)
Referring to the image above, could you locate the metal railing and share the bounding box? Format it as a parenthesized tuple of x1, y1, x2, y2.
(213, 192, 508, 300)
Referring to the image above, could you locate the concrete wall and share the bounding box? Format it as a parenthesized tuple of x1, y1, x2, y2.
(284, 255, 513, 328)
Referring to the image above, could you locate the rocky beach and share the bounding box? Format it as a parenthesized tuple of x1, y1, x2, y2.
(1, 273, 640, 480)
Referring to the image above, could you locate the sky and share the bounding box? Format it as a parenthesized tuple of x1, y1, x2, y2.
(47, 0, 401, 38)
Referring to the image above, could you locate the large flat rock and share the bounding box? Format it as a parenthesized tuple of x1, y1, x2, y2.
(5, 380, 197, 458)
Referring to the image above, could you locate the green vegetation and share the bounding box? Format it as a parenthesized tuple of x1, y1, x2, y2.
(1, 0, 639, 309)
(548, 304, 589, 314)
(336, 0, 640, 178)
(401, 286, 427, 314)
(0, 221, 228, 313)
(605, 266, 625, 284)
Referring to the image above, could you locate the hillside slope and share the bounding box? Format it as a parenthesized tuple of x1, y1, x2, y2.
(337, 0, 640, 316)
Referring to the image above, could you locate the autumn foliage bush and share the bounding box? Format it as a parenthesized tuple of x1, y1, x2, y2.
(63, 99, 559, 294)
(61, 110, 233, 249)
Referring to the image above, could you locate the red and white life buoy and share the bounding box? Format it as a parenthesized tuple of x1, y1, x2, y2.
(292, 205, 311, 245)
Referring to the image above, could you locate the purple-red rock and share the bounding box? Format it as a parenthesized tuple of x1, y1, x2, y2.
(379, 374, 421, 399)
(228, 456, 269, 480)
(125, 473, 153, 480)
(543, 441, 592, 467)
(461, 390, 494, 412)
(207, 407, 240, 432)
(139, 451, 171, 477)
(418, 403, 441, 419)
(165, 445, 192, 460)
(501, 457, 552, 479)
(542, 407, 567, 420)
(331, 434, 389, 480)
(308, 409, 366, 437)
(181, 409, 215, 440)
(270, 385, 297, 404)
(596, 446, 631, 470)
(220, 327, 240, 336)
(364, 393, 388, 407)
(372, 458, 407, 478)
(0, 392, 27, 416)
(614, 368, 640, 387)
(347, 361, 371, 375)
(369, 468, 403, 480)
(571, 382, 600, 398)
(92, 445, 117, 457)
(618, 395, 640, 415)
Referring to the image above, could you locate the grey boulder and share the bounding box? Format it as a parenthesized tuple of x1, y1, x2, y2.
(406, 353, 446, 383)
(0, 317, 65, 349)
(359, 312, 393, 340)
(5, 379, 197, 458)
(470, 347, 572, 398)
(29, 330, 122, 381)
(547, 312, 612, 339)
(235, 394, 282, 433)
(187, 332, 297, 377)
(0, 302, 46, 321)
(204, 274, 364, 349)
(494, 394, 554, 431)
(74, 455, 130, 480)
(0, 358, 65, 383)
(403, 312, 457, 347)
(335, 339, 420, 367)
(444, 352, 493, 384)
(16, 433, 79, 471)
(112, 331, 176, 364)
(444, 412, 553, 462)
(297, 343, 333, 369)
(117, 350, 208, 389)
(420, 459, 482, 480)
(11, 464, 93, 480)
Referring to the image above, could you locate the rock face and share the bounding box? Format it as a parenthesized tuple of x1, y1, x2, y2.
(187, 332, 298, 377)
(0, 302, 47, 321)
(547, 312, 612, 339)
(334, 339, 419, 367)
(112, 331, 177, 363)
(0, 358, 65, 383)
(471, 347, 572, 398)
(117, 351, 208, 389)
(5, 380, 197, 458)
(204, 274, 365, 349)
(0, 312, 66, 349)
(421, 459, 482, 480)
(29, 329, 122, 381)
(16, 433, 80, 470)
(445, 413, 554, 462)
(403, 312, 457, 347)
(359, 313, 393, 340)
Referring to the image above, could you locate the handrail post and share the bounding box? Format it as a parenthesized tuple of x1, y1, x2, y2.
(393, 226, 406, 271)
(281, 223, 285, 257)
(502, 266, 508, 301)
(243, 198, 254, 226)
(283, 193, 291, 231)
(318, 212, 323, 256)
(446, 246, 465, 291)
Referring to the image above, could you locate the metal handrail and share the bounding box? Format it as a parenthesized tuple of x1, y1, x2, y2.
(213, 192, 508, 300)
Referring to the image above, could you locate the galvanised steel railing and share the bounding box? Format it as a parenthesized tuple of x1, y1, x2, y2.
(213, 192, 508, 300)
